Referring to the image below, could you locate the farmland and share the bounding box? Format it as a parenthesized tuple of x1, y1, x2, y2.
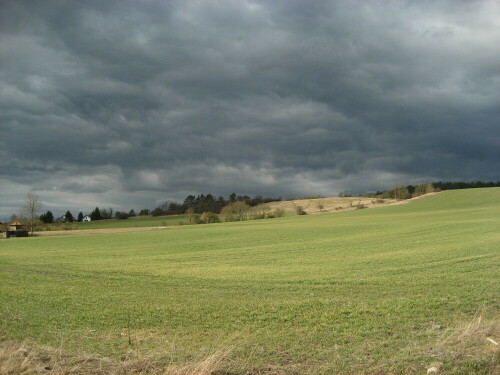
(43, 214, 189, 230)
(0, 188, 499, 374)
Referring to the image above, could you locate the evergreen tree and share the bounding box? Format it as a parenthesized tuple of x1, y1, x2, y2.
(183, 195, 196, 208)
(90, 207, 101, 221)
(77, 212, 84, 222)
(40, 210, 54, 223)
(128, 209, 136, 217)
(139, 208, 150, 215)
(65, 210, 74, 222)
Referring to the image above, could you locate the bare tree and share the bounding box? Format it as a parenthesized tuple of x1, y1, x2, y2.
(22, 193, 43, 235)
(220, 201, 250, 221)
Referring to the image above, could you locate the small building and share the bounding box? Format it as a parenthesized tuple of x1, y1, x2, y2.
(4, 220, 29, 238)
(55, 215, 67, 223)
(82, 215, 91, 222)
(9, 220, 26, 231)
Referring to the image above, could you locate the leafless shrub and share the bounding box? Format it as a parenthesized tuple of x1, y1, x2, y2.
(249, 204, 268, 220)
(291, 200, 310, 215)
(413, 183, 435, 197)
(383, 184, 410, 200)
(221, 201, 250, 222)
(316, 200, 325, 212)
(199, 212, 220, 224)
(294, 206, 306, 215)
(273, 208, 285, 218)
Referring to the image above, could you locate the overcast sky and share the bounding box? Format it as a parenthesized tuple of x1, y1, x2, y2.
(1, 0, 499, 218)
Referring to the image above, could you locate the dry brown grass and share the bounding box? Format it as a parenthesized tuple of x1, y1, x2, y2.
(434, 312, 498, 358)
(0, 341, 228, 375)
(2, 311, 497, 375)
(283, 192, 438, 215)
(417, 311, 499, 374)
(264, 196, 400, 215)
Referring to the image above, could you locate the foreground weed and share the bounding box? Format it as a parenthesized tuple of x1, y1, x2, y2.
(415, 311, 499, 374)
(0, 341, 229, 375)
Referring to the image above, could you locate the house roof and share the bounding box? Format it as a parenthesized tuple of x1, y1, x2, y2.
(10, 220, 25, 225)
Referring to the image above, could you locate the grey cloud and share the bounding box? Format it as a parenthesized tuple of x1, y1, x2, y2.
(1, 0, 499, 217)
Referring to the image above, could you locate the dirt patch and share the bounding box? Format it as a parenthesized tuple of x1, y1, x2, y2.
(34, 226, 172, 237)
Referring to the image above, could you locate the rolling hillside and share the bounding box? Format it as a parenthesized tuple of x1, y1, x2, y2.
(0, 188, 498, 374)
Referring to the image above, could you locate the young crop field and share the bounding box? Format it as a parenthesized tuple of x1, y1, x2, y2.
(0, 188, 499, 374)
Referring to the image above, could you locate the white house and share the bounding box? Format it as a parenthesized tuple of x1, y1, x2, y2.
(82, 215, 92, 222)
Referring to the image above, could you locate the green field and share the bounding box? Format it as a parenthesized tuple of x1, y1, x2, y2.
(1, 188, 499, 374)
(45, 214, 189, 230)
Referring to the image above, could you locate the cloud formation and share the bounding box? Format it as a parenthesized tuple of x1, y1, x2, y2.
(1, 0, 499, 216)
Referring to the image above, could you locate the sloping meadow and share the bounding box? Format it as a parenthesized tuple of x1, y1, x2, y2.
(1, 188, 499, 374)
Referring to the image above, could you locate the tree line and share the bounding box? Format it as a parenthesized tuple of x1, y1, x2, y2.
(432, 181, 500, 190)
(12, 181, 500, 228)
(150, 193, 281, 217)
(369, 180, 500, 200)
(36, 193, 281, 223)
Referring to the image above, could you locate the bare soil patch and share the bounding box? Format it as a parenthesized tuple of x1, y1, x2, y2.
(35, 226, 172, 237)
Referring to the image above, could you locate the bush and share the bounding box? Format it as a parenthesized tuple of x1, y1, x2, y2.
(413, 183, 435, 197)
(186, 207, 201, 224)
(295, 205, 307, 215)
(221, 201, 250, 222)
(115, 211, 129, 220)
(382, 184, 411, 200)
(191, 215, 203, 224)
(273, 208, 285, 218)
(200, 212, 220, 224)
(151, 207, 166, 217)
(249, 204, 268, 220)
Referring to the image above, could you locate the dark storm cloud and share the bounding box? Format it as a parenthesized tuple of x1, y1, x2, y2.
(1, 0, 499, 215)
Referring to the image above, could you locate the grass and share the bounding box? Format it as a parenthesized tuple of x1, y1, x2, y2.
(43, 215, 189, 230)
(0, 340, 228, 374)
(0, 188, 499, 374)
